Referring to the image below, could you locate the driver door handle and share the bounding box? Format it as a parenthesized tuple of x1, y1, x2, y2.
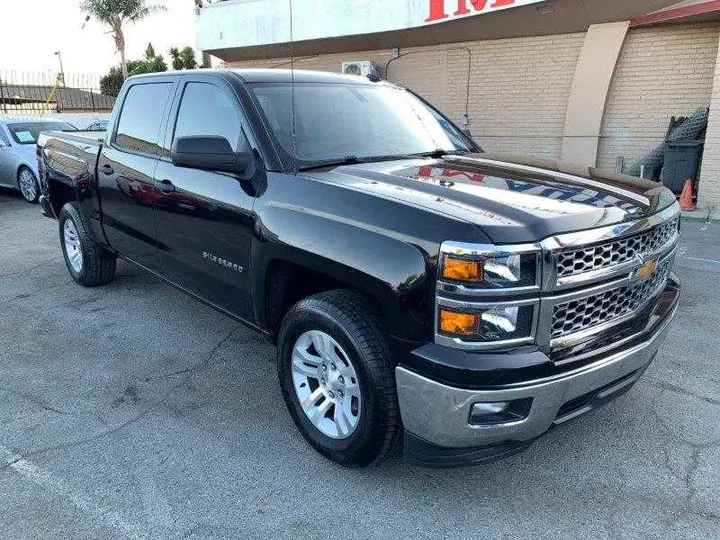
(154, 179, 176, 193)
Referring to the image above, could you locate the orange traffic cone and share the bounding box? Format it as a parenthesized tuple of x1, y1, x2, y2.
(680, 179, 695, 211)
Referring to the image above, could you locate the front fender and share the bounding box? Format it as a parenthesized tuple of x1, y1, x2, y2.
(251, 200, 434, 343)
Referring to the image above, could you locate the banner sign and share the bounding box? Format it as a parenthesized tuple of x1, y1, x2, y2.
(197, 0, 551, 52)
(425, 0, 547, 24)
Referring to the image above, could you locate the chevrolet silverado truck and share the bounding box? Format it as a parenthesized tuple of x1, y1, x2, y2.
(37, 69, 681, 468)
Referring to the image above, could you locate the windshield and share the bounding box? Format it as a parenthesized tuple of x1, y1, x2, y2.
(249, 82, 476, 168)
(7, 122, 76, 145)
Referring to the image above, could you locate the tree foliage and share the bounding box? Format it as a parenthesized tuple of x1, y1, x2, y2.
(81, 0, 166, 78)
(100, 62, 137, 96)
(170, 46, 199, 71)
(100, 43, 167, 96)
(131, 42, 168, 74)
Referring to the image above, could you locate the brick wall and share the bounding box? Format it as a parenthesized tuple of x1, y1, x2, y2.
(223, 23, 720, 206)
(225, 32, 585, 158)
(699, 32, 720, 209)
(460, 33, 585, 158)
(597, 23, 719, 173)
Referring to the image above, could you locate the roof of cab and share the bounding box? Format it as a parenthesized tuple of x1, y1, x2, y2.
(229, 69, 381, 84)
(127, 68, 383, 85)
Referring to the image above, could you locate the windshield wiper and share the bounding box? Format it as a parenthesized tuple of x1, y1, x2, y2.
(297, 149, 470, 171)
(405, 149, 469, 159)
(298, 156, 364, 172)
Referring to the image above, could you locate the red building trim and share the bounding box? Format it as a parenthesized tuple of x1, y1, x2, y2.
(631, 0, 720, 27)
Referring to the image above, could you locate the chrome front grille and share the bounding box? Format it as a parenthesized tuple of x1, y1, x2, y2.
(556, 217, 678, 279)
(435, 203, 680, 352)
(551, 258, 672, 339)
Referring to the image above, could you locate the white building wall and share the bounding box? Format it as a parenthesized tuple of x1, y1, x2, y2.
(197, 0, 547, 52)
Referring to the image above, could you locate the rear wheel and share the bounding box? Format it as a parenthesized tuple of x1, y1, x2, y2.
(59, 202, 117, 287)
(277, 290, 400, 467)
(17, 167, 39, 203)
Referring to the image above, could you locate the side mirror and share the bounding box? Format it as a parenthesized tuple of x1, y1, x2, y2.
(171, 136, 256, 179)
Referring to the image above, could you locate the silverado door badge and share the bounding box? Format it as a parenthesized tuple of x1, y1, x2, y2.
(203, 252, 244, 273)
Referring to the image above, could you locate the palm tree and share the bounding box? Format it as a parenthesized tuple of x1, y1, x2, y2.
(81, 0, 166, 79)
(170, 46, 198, 70)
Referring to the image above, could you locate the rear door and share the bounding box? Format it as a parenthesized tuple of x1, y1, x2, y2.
(152, 74, 258, 321)
(97, 78, 176, 271)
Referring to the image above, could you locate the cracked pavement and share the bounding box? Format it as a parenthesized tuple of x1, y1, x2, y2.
(1, 189, 719, 540)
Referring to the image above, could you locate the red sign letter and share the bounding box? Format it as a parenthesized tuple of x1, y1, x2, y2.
(427, 0, 516, 23)
(425, 0, 449, 22)
(454, 0, 488, 16)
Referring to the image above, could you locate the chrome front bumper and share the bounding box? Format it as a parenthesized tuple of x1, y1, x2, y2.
(397, 301, 676, 452)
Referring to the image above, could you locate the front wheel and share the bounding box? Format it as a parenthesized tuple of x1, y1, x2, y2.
(59, 202, 117, 287)
(17, 167, 39, 203)
(277, 290, 401, 467)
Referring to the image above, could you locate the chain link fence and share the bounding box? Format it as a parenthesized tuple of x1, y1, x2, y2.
(0, 71, 116, 116)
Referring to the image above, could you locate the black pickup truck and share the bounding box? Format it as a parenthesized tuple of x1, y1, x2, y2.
(37, 69, 680, 468)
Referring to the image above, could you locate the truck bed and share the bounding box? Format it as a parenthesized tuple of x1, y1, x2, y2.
(43, 130, 105, 145)
(37, 130, 104, 219)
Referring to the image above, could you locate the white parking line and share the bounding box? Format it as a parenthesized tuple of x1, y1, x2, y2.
(677, 246, 720, 265)
(0, 445, 149, 540)
(680, 255, 720, 265)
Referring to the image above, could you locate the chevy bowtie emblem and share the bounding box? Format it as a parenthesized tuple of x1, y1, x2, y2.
(636, 259, 658, 281)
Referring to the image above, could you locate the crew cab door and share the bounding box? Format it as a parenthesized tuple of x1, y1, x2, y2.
(152, 75, 257, 321)
(97, 79, 175, 271)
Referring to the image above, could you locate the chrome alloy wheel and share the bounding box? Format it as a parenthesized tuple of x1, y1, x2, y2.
(291, 330, 361, 439)
(63, 219, 83, 273)
(18, 169, 37, 201)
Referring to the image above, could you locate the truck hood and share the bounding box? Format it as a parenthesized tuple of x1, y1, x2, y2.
(302, 153, 676, 244)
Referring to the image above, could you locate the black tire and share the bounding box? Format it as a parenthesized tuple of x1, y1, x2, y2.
(17, 166, 39, 203)
(59, 202, 117, 287)
(277, 290, 401, 467)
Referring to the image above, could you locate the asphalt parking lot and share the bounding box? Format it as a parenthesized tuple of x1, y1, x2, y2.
(1, 189, 719, 540)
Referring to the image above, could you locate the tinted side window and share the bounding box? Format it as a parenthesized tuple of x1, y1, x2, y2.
(174, 82, 249, 152)
(115, 83, 173, 156)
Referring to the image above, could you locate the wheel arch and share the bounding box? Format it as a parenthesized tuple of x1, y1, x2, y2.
(46, 177, 80, 218)
(252, 235, 432, 345)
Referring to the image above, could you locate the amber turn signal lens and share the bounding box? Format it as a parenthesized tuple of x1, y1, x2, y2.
(442, 256, 484, 282)
(439, 309, 480, 336)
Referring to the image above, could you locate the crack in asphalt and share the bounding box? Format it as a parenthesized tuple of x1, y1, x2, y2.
(0, 453, 22, 472)
(19, 398, 168, 462)
(5, 326, 241, 462)
(650, 387, 720, 525)
(650, 378, 720, 407)
(0, 257, 57, 279)
(143, 325, 240, 382)
(0, 279, 72, 309)
(8, 390, 72, 417)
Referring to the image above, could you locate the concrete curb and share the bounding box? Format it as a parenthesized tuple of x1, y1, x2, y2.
(681, 209, 720, 223)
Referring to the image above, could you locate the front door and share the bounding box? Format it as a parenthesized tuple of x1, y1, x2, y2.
(97, 80, 175, 271)
(0, 127, 14, 188)
(152, 77, 257, 321)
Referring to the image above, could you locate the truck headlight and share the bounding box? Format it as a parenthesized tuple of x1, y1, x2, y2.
(439, 304, 535, 342)
(441, 245, 539, 289)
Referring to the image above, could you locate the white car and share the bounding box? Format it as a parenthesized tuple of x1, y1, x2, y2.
(0, 118, 76, 203)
